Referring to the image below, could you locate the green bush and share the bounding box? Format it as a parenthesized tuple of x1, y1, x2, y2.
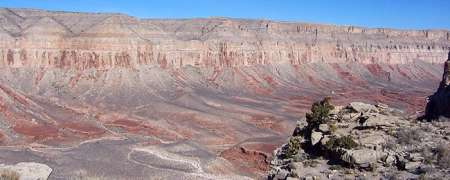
(329, 123, 337, 133)
(306, 97, 334, 129)
(285, 137, 301, 158)
(325, 135, 358, 150)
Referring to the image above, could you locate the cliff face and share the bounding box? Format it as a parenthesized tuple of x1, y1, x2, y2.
(425, 51, 450, 119)
(0, 8, 449, 70)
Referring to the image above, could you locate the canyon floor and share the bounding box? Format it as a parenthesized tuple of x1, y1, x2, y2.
(0, 62, 443, 179)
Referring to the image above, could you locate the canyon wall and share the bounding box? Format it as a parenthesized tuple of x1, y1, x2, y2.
(0, 8, 449, 70)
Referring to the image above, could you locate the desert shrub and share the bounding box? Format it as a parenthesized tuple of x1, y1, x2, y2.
(368, 163, 378, 172)
(418, 174, 426, 180)
(395, 128, 422, 145)
(421, 147, 435, 165)
(383, 138, 397, 150)
(329, 123, 337, 133)
(325, 135, 358, 150)
(306, 97, 334, 129)
(329, 165, 344, 171)
(289, 171, 299, 178)
(285, 137, 301, 158)
(436, 144, 450, 168)
(0, 170, 20, 180)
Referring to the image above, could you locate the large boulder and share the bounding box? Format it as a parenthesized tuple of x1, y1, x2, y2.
(360, 114, 396, 128)
(0, 162, 52, 180)
(311, 131, 323, 146)
(318, 124, 329, 133)
(341, 149, 385, 168)
(404, 161, 421, 172)
(348, 102, 377, 113)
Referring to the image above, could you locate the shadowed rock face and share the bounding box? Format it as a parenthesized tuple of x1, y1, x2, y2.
(0, 8, 448, 178)
(424, 51, 450, 120)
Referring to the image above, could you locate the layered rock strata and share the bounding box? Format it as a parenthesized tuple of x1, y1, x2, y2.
(0, 8, 448, 70)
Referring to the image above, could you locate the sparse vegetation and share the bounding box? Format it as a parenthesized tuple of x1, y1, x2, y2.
(418, 174, 427, 180)
(329, 123, 337, 133)
(0, 169, 20, 180)
(324, 135, 358, 150)
(383, 137, 399, 151)
(306, 97, 334, 130)
(421, 147, 435, 165)
(329, 165, 344, 171)
(285, 137, 301, 158)
(289, 171, 299, 178)
(436, 144, 450, 169)
(368, 163, 378, 172)
(395, 128, 422, 145)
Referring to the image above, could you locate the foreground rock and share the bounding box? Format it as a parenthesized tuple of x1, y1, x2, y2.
(268, 100, 450, 180)
(0, 162, 52, 180)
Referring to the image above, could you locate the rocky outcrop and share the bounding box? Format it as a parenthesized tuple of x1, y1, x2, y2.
(269, 100, 450, 180)
(424, 51, 450, 120)
(0, 8, 448, 70)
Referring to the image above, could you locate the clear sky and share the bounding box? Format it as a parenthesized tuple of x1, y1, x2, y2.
(0, 0, 449, 30)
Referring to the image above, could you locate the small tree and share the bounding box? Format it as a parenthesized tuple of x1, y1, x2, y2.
(306, 97, 334, 130)
(285, 137, 301, 158)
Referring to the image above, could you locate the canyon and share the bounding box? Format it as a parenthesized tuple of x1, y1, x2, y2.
(0, 8, 449, 179)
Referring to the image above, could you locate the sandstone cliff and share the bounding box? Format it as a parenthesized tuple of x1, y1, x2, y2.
(0, 8, 449, 70)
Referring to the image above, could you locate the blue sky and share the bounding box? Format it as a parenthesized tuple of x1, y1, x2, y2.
(1, 0, 449, 30)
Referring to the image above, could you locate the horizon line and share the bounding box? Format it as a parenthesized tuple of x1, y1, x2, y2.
(2, 6, 450, 32)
